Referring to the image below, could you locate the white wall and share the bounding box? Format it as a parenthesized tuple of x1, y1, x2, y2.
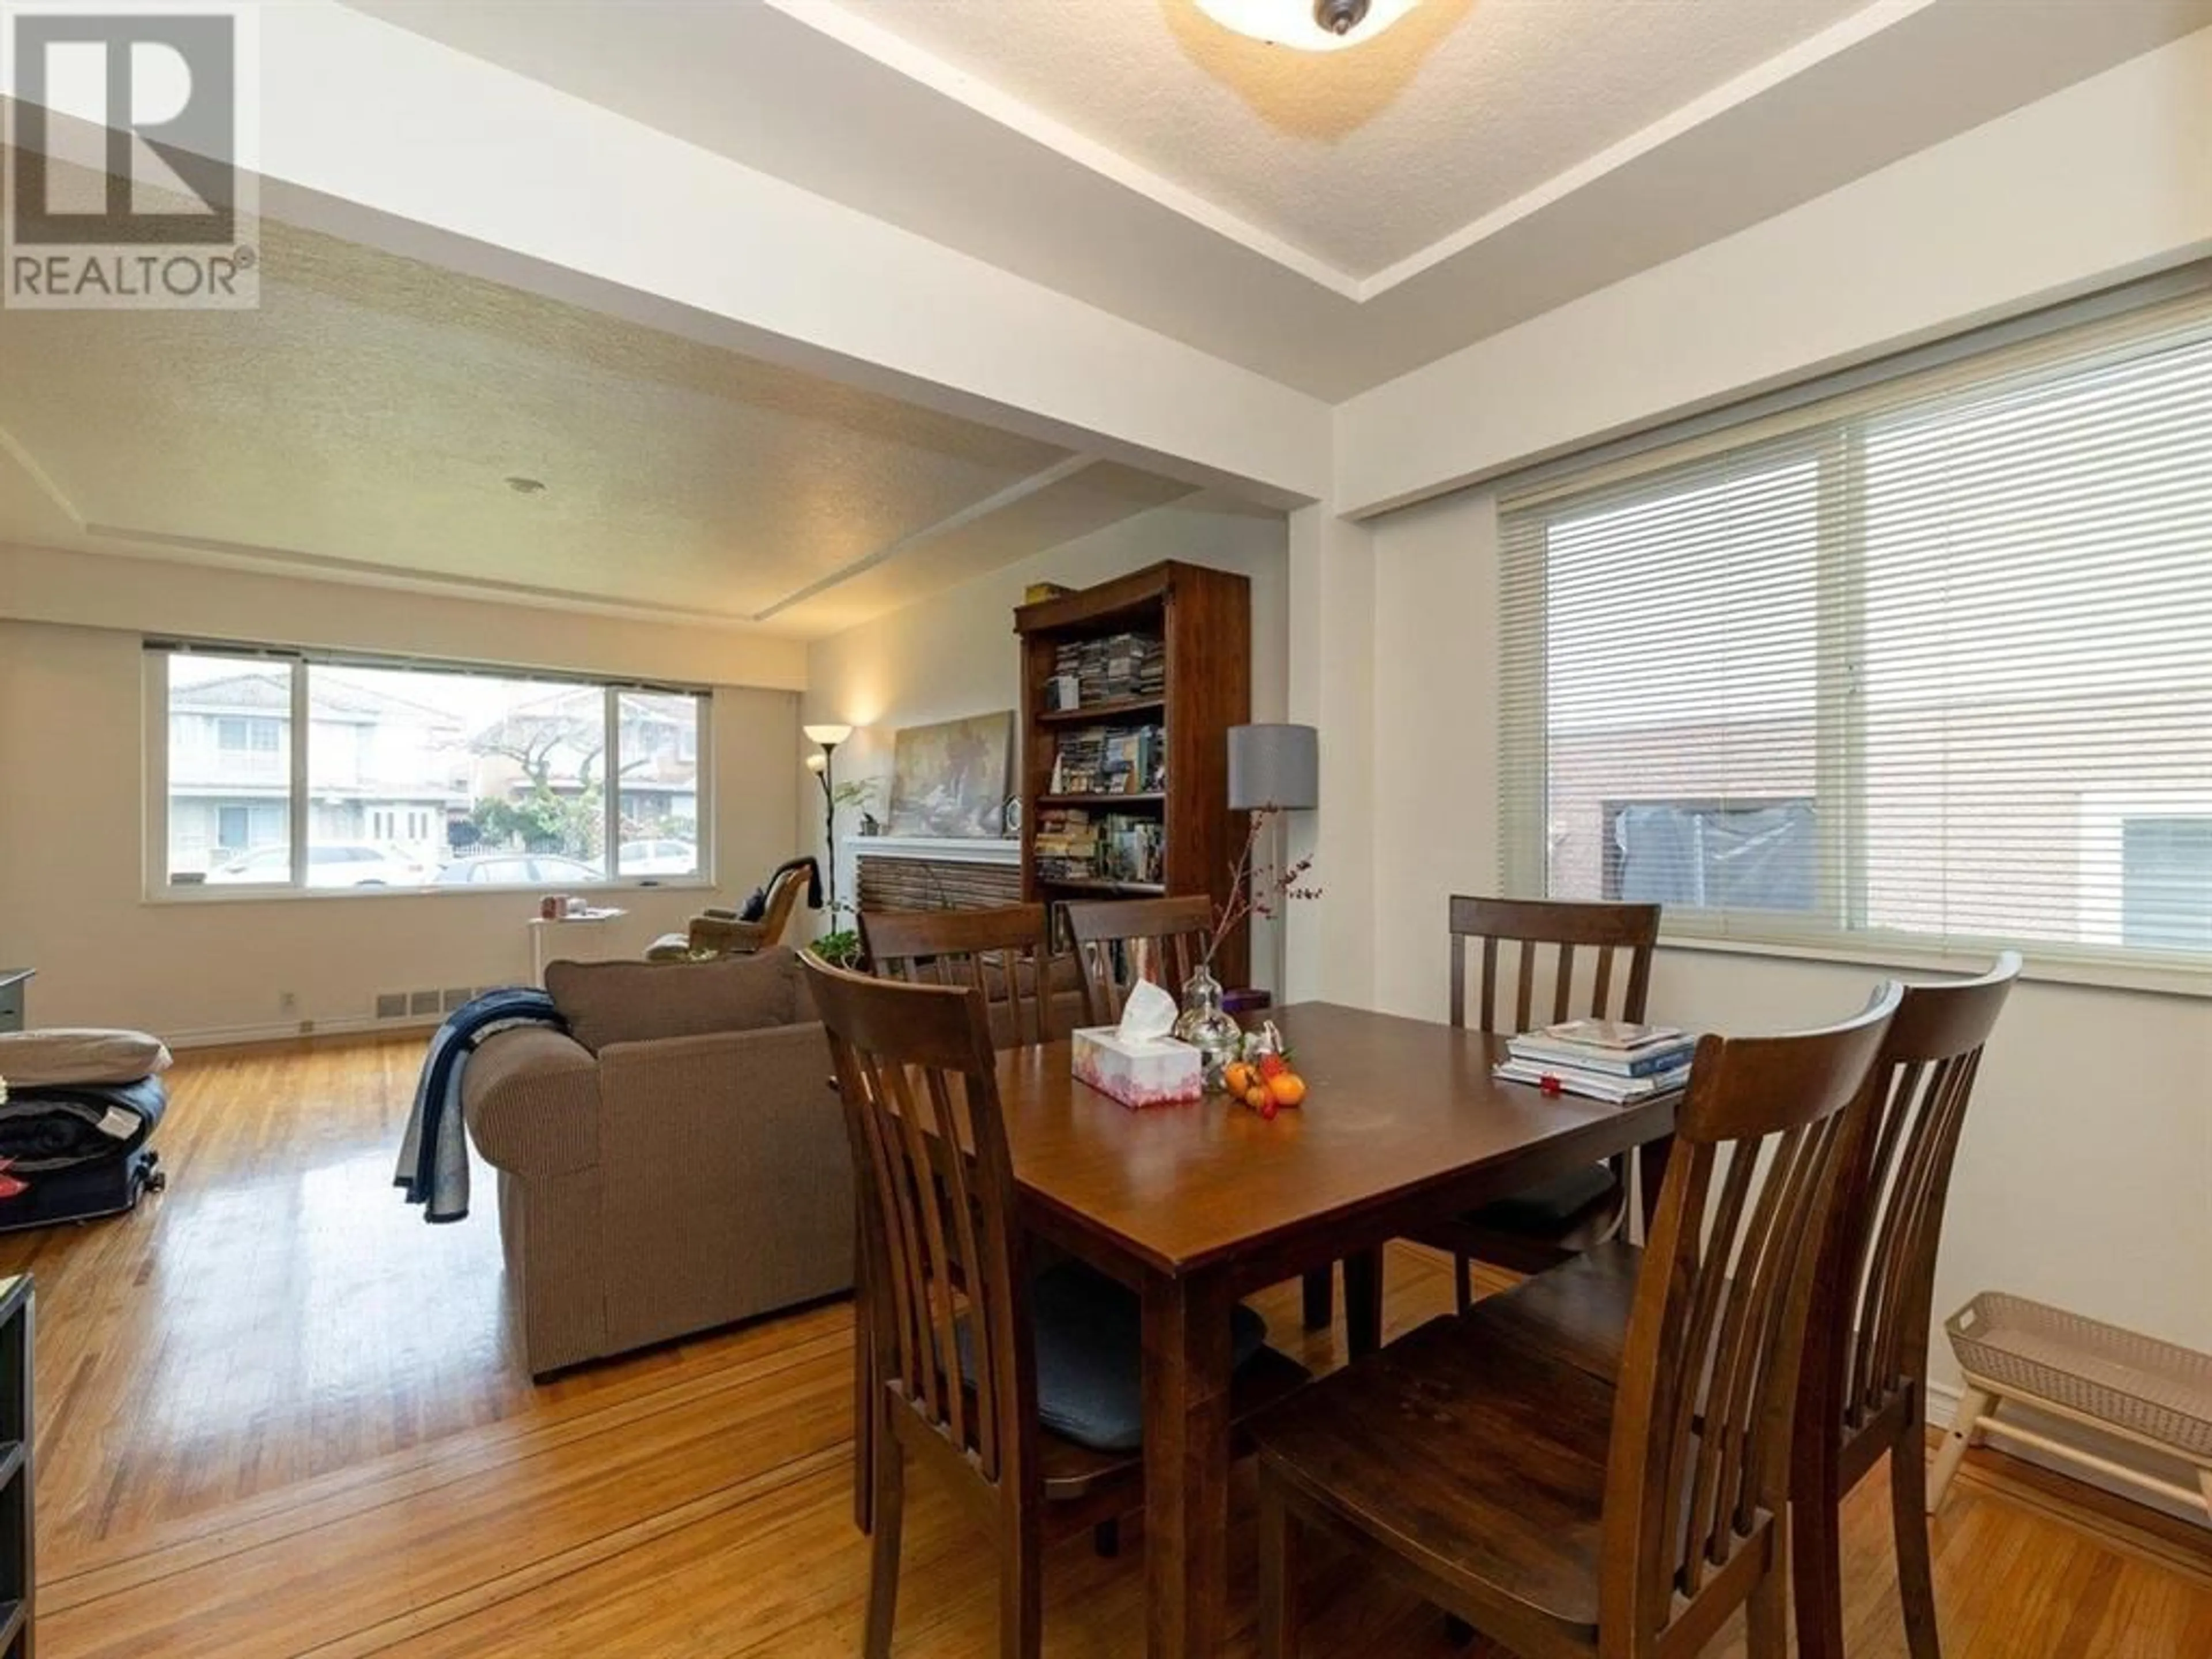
(801, 502, 1290, 974)
(1337, 25, 2212, 514)
(0, 548, 803, 1043)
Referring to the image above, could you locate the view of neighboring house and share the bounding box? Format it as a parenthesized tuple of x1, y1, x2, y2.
(469, 685, 699, 861)
(166, 667, 468, 876)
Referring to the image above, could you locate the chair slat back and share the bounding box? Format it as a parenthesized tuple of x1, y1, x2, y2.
(802, 950, 1036, 1499)
(1062, 895, 1215, 1025)
(861, 904, 1062, 1048)
(1827, 954, 2020, 1437)
(1447, 896, 1660, 1035)
(1601, 983, 1901, 1645)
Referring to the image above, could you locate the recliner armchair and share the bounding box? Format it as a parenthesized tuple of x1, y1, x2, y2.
(647, 858, 819, 961)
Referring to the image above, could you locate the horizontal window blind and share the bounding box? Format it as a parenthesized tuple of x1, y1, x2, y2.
(1499, 278, 2212, 975)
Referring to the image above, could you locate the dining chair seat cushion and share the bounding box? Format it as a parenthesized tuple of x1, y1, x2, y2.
(1460, 1161, 1619, 1234)
(959, 1259, 1268, 1453)
(1250, 1312, 1620, 1630)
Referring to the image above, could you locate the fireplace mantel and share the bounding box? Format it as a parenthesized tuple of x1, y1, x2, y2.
(843, 835, 1019, 866)
(846, 835, 1021, 912)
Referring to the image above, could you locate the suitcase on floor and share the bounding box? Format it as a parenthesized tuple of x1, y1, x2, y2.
(0, 1143, 165, 1232)
(0, 1076, 169, 1231)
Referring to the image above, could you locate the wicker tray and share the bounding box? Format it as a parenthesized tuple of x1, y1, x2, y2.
(1946, 1293, 2212, 1461)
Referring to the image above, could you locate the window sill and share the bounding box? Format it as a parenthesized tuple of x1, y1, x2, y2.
(144, 878, 718, 907)
(1656, 930, 2210, 1002)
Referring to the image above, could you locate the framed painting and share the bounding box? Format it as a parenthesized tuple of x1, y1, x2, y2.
(887, 713, 1016, 838)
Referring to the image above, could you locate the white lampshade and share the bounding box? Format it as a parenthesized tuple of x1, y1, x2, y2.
(804, 753, 827, 774)
(802, 723, 854, 747)
(1228, 724, 1319, 811)
(1194, 0, 1419, 51)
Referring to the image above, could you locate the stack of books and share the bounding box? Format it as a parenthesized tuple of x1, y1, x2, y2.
(1494, 1018, 1696, 1105)
(1033, 809, 1164, 885)
(1050, 724, 1164, 796)
(1043, 632, 1165, 710)
(1100, 816, 1164, 885)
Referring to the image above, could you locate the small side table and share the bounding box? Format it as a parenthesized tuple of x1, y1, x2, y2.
(0, 972, 29, 1036)
(527, 910, 628, 987)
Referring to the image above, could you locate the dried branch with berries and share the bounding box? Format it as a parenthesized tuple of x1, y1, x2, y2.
(1205, 806, 1322, 968)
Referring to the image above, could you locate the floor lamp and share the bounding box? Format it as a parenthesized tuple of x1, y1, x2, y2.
(804, 723, 853, 912)
(1228, 723, 1319, 1000)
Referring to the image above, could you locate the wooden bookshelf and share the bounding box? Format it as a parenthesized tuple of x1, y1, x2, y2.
(1036, 696, 1165, 726)
(1016, 560, 1251, 987)
(1037, 791, 1168, 809)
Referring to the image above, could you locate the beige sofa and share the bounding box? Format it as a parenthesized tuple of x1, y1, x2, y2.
(463, 947, 854, 1377)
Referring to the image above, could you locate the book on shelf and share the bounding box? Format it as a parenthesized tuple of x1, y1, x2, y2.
(1046, 631, 1165, 710)
(1492, 1056, 1689, 1105)
(1032, 806, 1162, 885)
(1050, 723, 1164, 797)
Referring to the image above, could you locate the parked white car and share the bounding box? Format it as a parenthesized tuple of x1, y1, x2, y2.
(615, 838, 698, 876)
(207, 843, 433, 888)
(433, 852, 604, 887)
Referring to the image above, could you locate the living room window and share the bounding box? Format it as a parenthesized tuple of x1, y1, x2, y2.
(1499, 279, 2212, 980)
(151, 646, 710, 893)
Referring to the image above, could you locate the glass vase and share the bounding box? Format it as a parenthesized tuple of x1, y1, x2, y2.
(1175, 963, 1244, 1093)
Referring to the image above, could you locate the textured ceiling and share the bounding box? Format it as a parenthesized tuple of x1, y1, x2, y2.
(830, 0, 1873, 278)
(347, 0, 2212, 396)
(0, 206, 1200, 635)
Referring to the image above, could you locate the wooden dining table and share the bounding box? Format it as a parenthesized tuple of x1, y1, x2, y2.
(988, 999, 1680, 1659)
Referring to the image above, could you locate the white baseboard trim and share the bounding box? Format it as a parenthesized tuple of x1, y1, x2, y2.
(1923, 1376, 1962, 1431)
(165, 1014, 441, 1050)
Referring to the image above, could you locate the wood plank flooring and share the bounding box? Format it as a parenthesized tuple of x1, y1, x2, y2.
(14, 1035, 2212, 1656)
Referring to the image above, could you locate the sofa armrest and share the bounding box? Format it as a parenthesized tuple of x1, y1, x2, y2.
(592, 1021, 854, 1344)
(463, 1025, 602, 1177)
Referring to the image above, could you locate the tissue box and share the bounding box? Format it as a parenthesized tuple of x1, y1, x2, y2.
(1072, 1027, 1203, 1109)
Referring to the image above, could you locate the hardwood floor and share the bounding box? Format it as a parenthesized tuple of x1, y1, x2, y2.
(16, 1036, 2212, 1656)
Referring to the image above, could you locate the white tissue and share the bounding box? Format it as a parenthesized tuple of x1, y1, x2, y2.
(1116, 977, 1180, 1046)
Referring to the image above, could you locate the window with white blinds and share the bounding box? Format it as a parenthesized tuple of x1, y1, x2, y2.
(1498, 280, 2212, 979)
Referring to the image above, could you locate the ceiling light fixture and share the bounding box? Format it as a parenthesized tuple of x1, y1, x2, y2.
(1195, 0, 1419, 51)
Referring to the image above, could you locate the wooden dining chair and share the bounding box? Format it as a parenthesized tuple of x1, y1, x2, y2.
(1408, 896, 1662, 1309)
(1061, 894, 1215, 1025)
(1794, 953, 2018, 1659)
(804, 950, 1305, 1658)
(860, 903, 1066, 1049)
(1062, 892, 1342, 1335)
(1451, 956, 2020, 1659)
(1252, 983, 1900, 1659)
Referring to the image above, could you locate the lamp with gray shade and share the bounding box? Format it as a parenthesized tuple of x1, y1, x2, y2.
(1228, 724, 1318, 999)
(1228, 723, 1319, 813)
